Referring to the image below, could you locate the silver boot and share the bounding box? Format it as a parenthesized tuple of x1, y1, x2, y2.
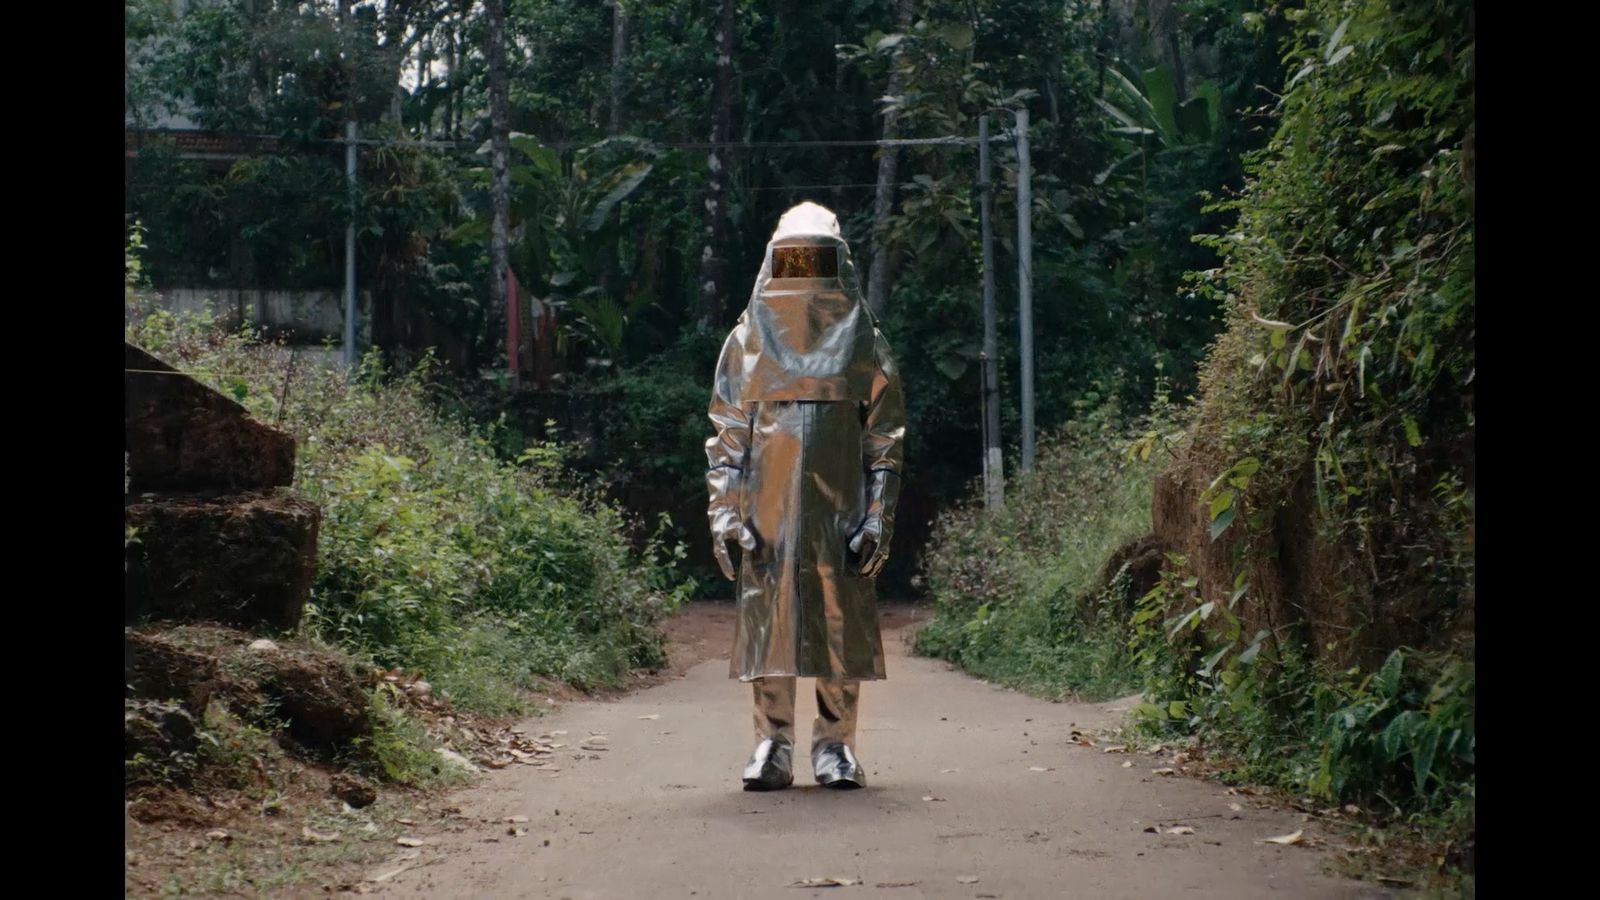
(742, 738, 794, 791)
(812, 742, 867, 789)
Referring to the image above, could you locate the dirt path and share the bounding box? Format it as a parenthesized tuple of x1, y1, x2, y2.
(375, 603, 1389, 899)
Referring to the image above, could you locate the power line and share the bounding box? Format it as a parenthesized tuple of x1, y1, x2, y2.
(130, 129, 1016, 154)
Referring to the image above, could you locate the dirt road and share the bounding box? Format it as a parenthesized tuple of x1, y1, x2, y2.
(377, 604, 1388, 899)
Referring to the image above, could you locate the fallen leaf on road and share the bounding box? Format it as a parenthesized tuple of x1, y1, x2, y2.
(1152, 768, 1176, 776)
(1259, 830, 1304, 845)
(1103, 745, 1127, 753)
(301, 827, 340, 843)
(365, 851, 421, 883)
(1229, 803, 1243, 813)
(875, 881, 918, 888)
(790, 877, 859, 887)
(207, 830, 231, 843)
(504, 815, 530, 824)
(1121, 761, 1133, 768)
(941, 768, 959, 774)
(396, 837, 427, 847)
(922, 796, 946, 802)
(507, 827, 527, 837)
(1166, 826, 1196, 835)
(638, 714, 660, 720)
(957, 876, 980, 884)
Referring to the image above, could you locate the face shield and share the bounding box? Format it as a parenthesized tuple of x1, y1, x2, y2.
(735, 204, 877, 403)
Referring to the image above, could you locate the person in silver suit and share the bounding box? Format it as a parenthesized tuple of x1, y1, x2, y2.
(704, 201, 907, 791)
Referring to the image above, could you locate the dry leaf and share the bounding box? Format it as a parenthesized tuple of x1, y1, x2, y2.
(1259, 830, 1304, 845)
(1152, 768, 1176, 776)
(507, 827, 528, 837)
(206, 830, 231, 842)
(940, 768, 959, 774)
(504, 815, 530, 824)
(1028, 766, 1054, 772)
(875, 881, 919, 888)
(397, 818, 416, 826)
(957, 876, 980, 884)
(1121, 761, 1133, 768)
(638, 714, 660, 720)
(790, 877, 859, 887)
(396, 837, 427, 847)
(1229, 803, 1243, 813)
(1103, 745, 1127, 753)
(1166, 826, 1196, 835)
(301, 827, 340, 843)
(922, 796, 946, 802)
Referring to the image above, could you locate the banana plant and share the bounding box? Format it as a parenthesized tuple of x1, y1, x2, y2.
(1094, 60, 1221, 184)
(455, 135, 661, 365)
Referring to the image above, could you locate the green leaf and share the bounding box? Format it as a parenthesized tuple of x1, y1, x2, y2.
(1402, 415, 1422, 447)
(583, 161, 653, 232)
(1208, 506, 1236, 541)
(1325, 17, 1352, 61)
(1208, 489, 1235, 521)
(1166, 700, 1188, 719)
(1141, 64, 1180, 141)
(1199, 644, 1231, 676)
(1377, 650, 1404, 696)
(1133, 701, 1167, 721)
(1412, 727, 1440, 796)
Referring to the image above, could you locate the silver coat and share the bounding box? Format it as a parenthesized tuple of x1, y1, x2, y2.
(706, 202, 907, 681)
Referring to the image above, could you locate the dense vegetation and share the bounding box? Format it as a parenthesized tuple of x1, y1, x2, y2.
(125, 0, 1472, 881)
(128, 290, 693, 716)
(917, 0, 1473, 880)
(125, 0, 1292, 590)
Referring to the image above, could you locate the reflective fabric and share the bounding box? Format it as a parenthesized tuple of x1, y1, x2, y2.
(750, 676, 861, 754)
(705, 202, 907, 681)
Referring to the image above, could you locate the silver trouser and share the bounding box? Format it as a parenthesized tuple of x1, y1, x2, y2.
(751, 676, 860, 754)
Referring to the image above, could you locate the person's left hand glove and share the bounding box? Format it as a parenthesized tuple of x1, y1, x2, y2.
(849, 469, 897, 579)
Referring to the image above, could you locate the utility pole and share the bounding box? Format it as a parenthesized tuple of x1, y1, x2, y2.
(977, 115, 1004, 509)
(1015, 107, 1035, 473)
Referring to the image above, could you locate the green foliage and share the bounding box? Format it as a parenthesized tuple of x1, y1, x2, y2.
(914, 388, 1183, 699)
(357, 687, 468, 788)
(127, 303, 690, 713)
(1129, 0, 1474, 843)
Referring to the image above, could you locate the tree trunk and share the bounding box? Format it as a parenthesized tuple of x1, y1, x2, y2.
(487, 0, 513, 373)
(608, 0, 630, 136)
(698, 0, 735, 328)
(865, 0, 916, 316)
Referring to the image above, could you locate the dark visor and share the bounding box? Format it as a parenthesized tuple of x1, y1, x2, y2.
(771, 245, 839, 278)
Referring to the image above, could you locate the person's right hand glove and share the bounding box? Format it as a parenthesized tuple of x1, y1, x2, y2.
(710, 506, 757, 581)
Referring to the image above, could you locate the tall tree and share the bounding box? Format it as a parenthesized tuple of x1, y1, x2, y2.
(608, 0, 630, 136)
(865, 0, 916, 315)
(486, 0, 512, 372)
(698, 0, 735, 327)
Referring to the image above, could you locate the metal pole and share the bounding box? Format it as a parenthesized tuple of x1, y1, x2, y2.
(1015, 107, 1035, 474)
(978, 115, 1004, 509)
(342, 120, 358, 369)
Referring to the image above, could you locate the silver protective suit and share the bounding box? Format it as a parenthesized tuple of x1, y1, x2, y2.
(705, 202, 907, 685)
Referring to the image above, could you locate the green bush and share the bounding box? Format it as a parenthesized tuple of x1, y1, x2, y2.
(126, 297, 693, 715)
(914, 383, 1184, 700)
